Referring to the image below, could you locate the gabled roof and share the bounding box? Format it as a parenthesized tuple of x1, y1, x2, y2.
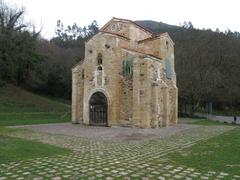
(72, 59, 84, 70)
(121, 46, 162, 61)
(99, 30, 130, 40)
(138, 32, 175, 45)
(85, 30, 130, 43)
(87, 17, 175, 45)
(101, 17, 153, 35)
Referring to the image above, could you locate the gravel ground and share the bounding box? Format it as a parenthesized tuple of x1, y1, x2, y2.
(1, 124, 237, 179)
(13, 123, 199, 142)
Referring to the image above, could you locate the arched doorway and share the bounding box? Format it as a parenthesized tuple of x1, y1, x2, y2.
(89, 92, 108, 126)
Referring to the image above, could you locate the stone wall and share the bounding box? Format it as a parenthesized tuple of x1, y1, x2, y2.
(72, 18, 178, 128)
(119, 76, 133, 126)
(72, 61, 84, 124)
(103, 19, 152, 43)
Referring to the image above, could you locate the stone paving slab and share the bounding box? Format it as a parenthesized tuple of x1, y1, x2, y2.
(1, 125, 239, 179)
(13, 123, 199, 142)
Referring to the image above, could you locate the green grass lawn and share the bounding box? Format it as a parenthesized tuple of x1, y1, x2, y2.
(0, 84, 72, 164)
(0, 84, 71, 126)
(179, 117, 231, 126)
(1, 84, 239, 177)
(168, 127, 240, 175)
(0, 112, 70, 126)
(0, 127, 71, 163)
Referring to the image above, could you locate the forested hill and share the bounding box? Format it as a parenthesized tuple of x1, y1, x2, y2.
(135, 20, 181, 34)
(136, 20, 240, 114)
(0, 0, 239, 115)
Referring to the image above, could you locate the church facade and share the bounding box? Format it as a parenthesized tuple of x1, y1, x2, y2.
(72, 17, 178, 128)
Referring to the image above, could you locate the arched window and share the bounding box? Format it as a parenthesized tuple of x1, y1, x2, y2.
(97, 53, 102, 65)
(153, 70, 158, 81)
(166, 41, 169, 49)
(153, 68, 161, 81)
(82, 69, 84, 79)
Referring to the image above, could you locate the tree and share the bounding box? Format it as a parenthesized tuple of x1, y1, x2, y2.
(39, 20, 99, 99)
(0, 0, 44, 86)
(50, 20, 99, 48)
(181, 21, 194, 29)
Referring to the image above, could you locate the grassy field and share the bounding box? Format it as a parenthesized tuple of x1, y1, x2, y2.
(0, 84, 72, 163)
(0, 85, 239, 177)
(0, 84, 71, 126)
(0, 134, 71, 163)
(179, 117, 231, 126)
(168, 127, 240, 175)
(0, 127, 71, 163)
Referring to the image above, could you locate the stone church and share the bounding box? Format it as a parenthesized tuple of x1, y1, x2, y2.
(72, 17, 178, 128)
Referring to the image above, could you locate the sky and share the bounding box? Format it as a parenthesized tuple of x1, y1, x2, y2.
(5, 0, 240, 39)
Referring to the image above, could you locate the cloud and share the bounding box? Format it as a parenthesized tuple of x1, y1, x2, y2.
(6, 0, 240, 39)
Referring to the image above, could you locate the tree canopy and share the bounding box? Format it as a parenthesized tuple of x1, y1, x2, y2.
(136, 20, 240, 115)
(0, 0, 44, 86)
(0, 0, 239, 115)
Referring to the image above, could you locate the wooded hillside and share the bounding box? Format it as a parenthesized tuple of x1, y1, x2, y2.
(137, 20, 240, 115)
(0, 1, 239, 115)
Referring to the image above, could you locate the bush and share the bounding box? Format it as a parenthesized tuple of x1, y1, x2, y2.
(0, 80, 6, 87)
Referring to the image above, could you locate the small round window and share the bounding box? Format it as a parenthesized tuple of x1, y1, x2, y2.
(97, 66, 103, 71)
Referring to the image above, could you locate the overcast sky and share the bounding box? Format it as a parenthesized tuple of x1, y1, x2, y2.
(6, 0, 240, 39)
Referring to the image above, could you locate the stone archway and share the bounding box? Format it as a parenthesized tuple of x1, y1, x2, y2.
(89, 92, 108, 126)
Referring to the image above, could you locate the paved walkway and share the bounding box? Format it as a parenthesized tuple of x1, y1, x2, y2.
(195, 113, 240, 125)
(0, 124, 239, 179)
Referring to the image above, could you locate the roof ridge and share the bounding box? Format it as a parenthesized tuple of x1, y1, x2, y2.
(99, 30, 130, 40)
(72, 59, 84, 69)
(138, 32, 174, 45)
(101, 17, 153, 35)
(121, 46, 162, 60)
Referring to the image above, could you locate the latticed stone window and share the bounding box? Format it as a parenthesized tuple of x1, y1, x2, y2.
(122, 58, 133, 77)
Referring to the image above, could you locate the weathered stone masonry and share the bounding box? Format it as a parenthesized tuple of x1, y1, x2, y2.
(72, 17, 178, 128)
